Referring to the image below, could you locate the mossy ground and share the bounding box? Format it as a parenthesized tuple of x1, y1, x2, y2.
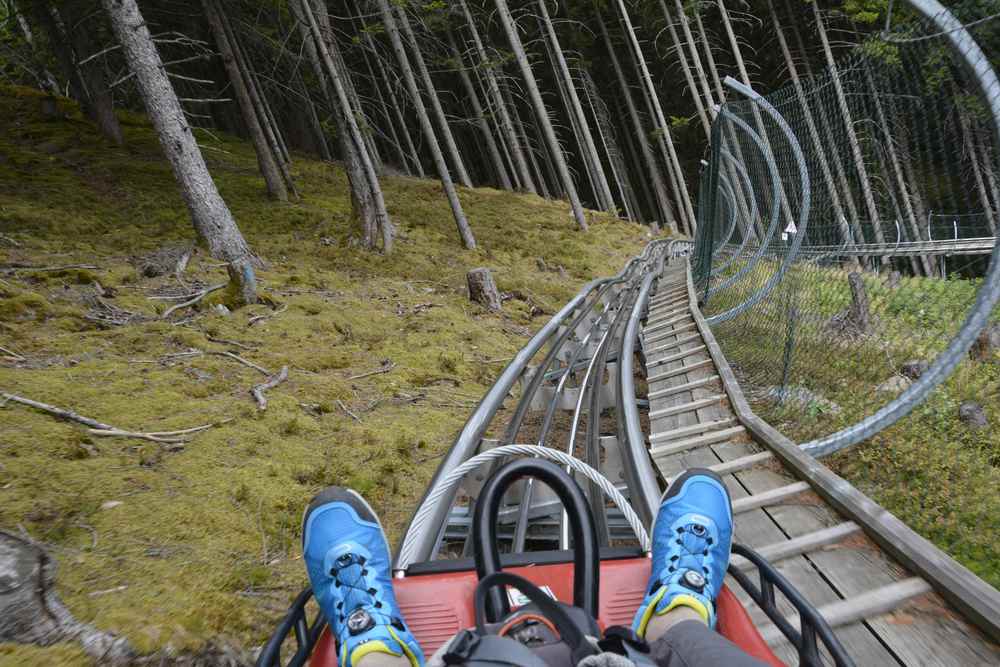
(0, 86, 652, 664)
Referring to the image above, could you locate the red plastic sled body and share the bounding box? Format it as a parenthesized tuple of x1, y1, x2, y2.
(309, 557, 784, 666)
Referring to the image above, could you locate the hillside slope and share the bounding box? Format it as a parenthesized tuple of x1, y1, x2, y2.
(0, 87, 653, 664)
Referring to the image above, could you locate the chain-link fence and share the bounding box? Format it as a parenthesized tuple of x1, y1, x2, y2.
(692, 2, 1000, 460)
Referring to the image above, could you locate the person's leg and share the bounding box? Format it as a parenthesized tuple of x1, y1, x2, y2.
(302, 487, 424, 667)
(632, 469, 767, 667)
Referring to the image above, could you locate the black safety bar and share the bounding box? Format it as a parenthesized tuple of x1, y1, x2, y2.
(727, 543, 855, 667)
(256, 587, 325, 667)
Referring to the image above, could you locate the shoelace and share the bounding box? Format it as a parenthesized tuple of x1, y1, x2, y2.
(329, 552, 393, 629)
(662, 522, 715, 586)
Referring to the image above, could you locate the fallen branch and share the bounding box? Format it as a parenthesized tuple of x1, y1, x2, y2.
(348, 361, 396, 380)
(1, 263, 99, 274)
(0, 345, 25, 361)
(205, 335, 257, 350)
(247, 303, 288, 327)
(1, 391, 228, 448)
(209, 351, 271, 376)
(336, 399, 361, 422)
(252, 366, 289, 411)
(161, 282, 226, 319)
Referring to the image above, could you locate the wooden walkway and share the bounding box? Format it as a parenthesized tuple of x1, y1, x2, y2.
(641, 260, 1000, 665)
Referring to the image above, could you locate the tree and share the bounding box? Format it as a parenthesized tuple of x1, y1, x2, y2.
(295, 0, 394, 251)
(100, 0, 257, 304)
(375, 0, 477, 249)
(30, 1, 123, 144)
(202, 0, 287, 201)
(493, 0, 588, 230)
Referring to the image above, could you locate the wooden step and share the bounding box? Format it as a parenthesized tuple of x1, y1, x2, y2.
(646, 321, 698, 345)
(647, 345, 708, 369)
(651, 425, 746, 459)
(666, 451, 773, 486)
(730, 522, 862, 571)
(648, 375, 721, 400)
(649, 417, 738, 444)
(649, 395, 727, 422)
(732, 481, 811, 514)
(647, 333, 703, 356)
(757, 578, 932, 644)
(647, 359, 715, 384)
(646, 312, 693, 332)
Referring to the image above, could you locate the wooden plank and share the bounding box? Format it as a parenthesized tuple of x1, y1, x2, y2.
(732, 481, 811, 514)
(648, 375, 720, 400)
(645, 313, 694, 333)
(647, 359, 714, 384)
(730, 522, 861, 571)
(648, 417, 738, 444)
(645, 321, 698, 345)
(647, 333, 703, 356)
(686, 259, 1000, 643)
(646, 345, 708, 369)
(651, 425, 747, 459)
(648, 395, 726, 421)
(666, 452, 774, 486)
(758, 578, 932, 644)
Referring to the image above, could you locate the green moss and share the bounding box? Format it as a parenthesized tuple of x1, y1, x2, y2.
(0, 85, 652, 664)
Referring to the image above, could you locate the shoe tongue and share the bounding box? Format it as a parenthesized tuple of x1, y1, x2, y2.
(348, 638, 403, 666)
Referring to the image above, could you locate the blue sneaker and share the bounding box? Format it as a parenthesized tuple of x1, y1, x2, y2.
(633, 469, 733, 636)
(302, 487, 424, 667)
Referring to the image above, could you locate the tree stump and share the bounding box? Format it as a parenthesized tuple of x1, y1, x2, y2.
(0, 531, 132, 663)
(885, 270, 902, 290)
(467, 268, 502, 312)
(847, 272, 872, 334)
(40, 96, 60, 120)
(970, 322, 1000, 362)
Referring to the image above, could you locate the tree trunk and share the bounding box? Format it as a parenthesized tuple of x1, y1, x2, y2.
(598, 13, 674, 230)
(493, 0, 588, 230)
(10, 0, 60, 95)
(768, 0, 859, 261)
(203, 0, 287, 201)
(395, 6, 472, 188)
(813, 3, 887, 254)
(360, 36, 411, 174)
(363, 28, 424, 177)
(375, 0, 476, 249)
(446, 32, 511, 190)
(34, 4, 123, 144)
(459, 0, 535, 194)
(581, 70, 631, 219)
(506, 81, 551, 199)
(663, 0, 712, 137)
(536, 0, 614, 211)
(297, 0, 394, 251)
(101, 0, 257, 304)
(612, 0, 688, 234)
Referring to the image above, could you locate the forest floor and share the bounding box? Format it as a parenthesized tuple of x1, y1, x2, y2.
(0, 86, 653, 664)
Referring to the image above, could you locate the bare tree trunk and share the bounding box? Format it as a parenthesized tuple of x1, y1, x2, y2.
(203, 0, 287, 201)
(10, 0, 60, 94)
(360, 36, 410, 174)
(297, 0, 394, 251)
(813, 3, 886, 254)
(375, 0, 476, 248)
(459, 0, 535, 194)
(299, 74, 332, 161)
(362, 28, 424, 177)
(506, 81, 551, 198)
(767, 0, 858, 260)
(581, 70, 630, 219)
(598, 13, 674, 230)
(101, 0, 257, 304)
(35, 4, 123, 144)
(663, 0, 712, 137)
(395, 6, 472, 188)
(536, 0, 614, 211)
(446, 32, 511, 190)
(493, 0, 587, 230)
(612, 0, 688, 234)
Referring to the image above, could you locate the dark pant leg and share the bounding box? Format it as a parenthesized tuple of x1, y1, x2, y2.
(648, 620, 771, 667)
